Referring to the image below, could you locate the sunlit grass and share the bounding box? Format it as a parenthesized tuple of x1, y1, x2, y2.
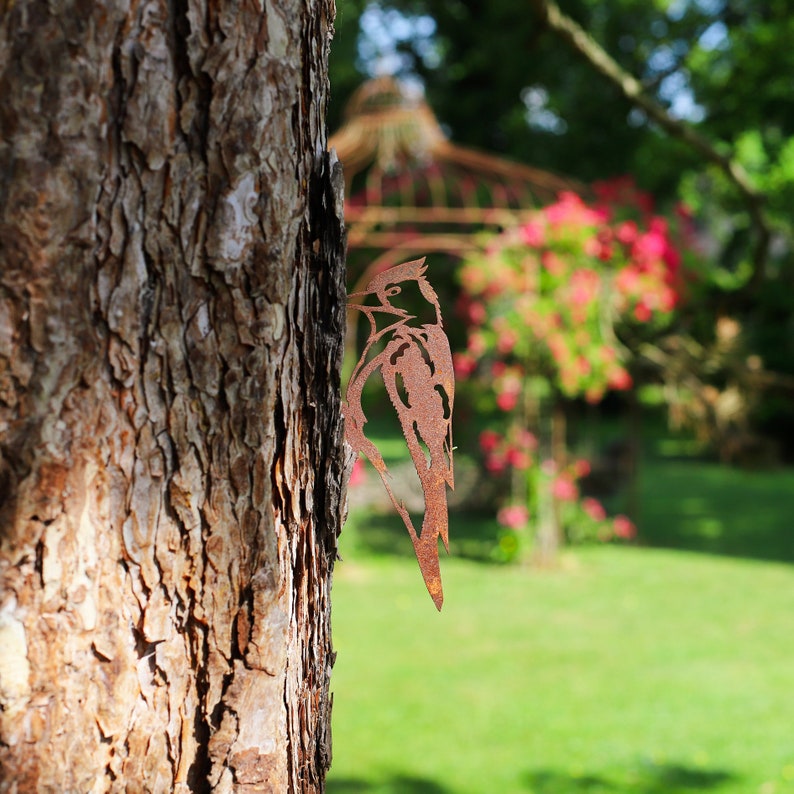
(328, 455, 794, 793)
(329, 547, 794, 793)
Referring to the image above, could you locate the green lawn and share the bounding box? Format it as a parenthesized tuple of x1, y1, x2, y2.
(327, 456, 794, 793)
(638, 460, 794, 563)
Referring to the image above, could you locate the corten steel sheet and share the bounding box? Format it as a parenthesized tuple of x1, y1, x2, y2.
(344, 259, 454, 610)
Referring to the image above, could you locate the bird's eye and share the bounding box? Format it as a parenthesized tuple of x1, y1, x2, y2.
(386, 286, 401, 296)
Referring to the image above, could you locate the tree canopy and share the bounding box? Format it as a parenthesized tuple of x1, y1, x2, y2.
(330, 0, 794, 241)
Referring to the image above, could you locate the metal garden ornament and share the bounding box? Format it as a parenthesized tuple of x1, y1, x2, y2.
(344, 258, 455, 610)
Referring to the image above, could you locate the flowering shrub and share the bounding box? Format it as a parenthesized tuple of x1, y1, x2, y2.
(482, 424, 636, 559)
(479, 426, 537, 474)
(458, 180, 693, 403)
(457, 178, 693, 557)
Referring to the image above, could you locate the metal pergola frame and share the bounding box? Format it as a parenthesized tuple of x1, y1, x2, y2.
(330, 76, 582, 285)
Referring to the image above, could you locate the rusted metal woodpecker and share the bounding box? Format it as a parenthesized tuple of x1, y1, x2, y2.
(345, 258, 455, 610)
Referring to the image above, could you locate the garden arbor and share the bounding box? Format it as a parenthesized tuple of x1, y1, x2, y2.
(330, 76, 580, 289)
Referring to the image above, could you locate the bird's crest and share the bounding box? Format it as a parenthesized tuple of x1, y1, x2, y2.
(344, 258, 455, 610)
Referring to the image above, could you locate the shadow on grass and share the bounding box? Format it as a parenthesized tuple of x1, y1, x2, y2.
(345, 457, 794, 567)
(343, 508, 502, 564)
(327, 773, 452, 793)
(638, 460, 794, 565)
(327, 763, 735, 793)
(343, 418, 794, 567)
(523, 762, 737, 792)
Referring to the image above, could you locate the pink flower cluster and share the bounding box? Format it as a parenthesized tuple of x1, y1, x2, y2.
(490, 450, 637, 544)
(456, 178, 686, 550)
(548, 459, 637, 544)
(457, 177, 691, 402)
(612, 514, 637, 539)
(543, 457, 591, 505)
(480, 426, 538, 475)
(582, 497, 607, 521)
(497, 504, 530, 529)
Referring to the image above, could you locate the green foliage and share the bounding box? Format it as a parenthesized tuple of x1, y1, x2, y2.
(330, 1, 696, 186)
(329, 0, 794, 267)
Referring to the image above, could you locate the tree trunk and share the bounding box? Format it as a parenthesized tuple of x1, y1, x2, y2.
(0, 1, 346, 791)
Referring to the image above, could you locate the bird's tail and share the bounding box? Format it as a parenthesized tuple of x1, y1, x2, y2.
(412, 532, 444, 611)
(413, 486, 449, 610)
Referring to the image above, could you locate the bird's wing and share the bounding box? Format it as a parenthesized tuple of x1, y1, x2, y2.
(420, 323, 455, 489)
(380, 328, 453, 555)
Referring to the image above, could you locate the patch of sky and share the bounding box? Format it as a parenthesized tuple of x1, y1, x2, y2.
(667, 0, 726, 22)
(648, 44, 679, 74)
(661, 72, 706, 122)
(521, 85, 568, 135)
(357, 4, 439, 78)
(644, 36, 707, 123)
(699, 20, 729, 51)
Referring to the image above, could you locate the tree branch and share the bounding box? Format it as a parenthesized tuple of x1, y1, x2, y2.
(529, 0, 771, 292)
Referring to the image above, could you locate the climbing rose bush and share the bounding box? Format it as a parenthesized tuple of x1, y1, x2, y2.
(483, 425, 635, 554)
(457, 181, 692, 403)
(457, 179, 693, 551)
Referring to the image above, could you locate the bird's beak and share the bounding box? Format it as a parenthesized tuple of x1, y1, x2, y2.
(347, 296, 411, 318)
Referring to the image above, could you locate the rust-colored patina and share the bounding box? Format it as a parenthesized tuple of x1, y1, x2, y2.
(344, 258, 454, 610)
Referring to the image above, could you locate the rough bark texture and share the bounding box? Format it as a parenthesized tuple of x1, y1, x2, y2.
(0, 0, 346, 791)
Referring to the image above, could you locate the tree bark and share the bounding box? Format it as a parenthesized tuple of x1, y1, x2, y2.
(0, 1, 346, 791)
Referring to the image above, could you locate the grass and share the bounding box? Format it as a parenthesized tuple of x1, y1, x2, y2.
(638, 460, 794, 563)
(328, 437, 794, 793)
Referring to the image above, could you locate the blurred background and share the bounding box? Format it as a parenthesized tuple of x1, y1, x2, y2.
(326, 2, 794, 792)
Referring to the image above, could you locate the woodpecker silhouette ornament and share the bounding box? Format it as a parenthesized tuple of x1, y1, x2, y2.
(345, 258, 454, 610)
